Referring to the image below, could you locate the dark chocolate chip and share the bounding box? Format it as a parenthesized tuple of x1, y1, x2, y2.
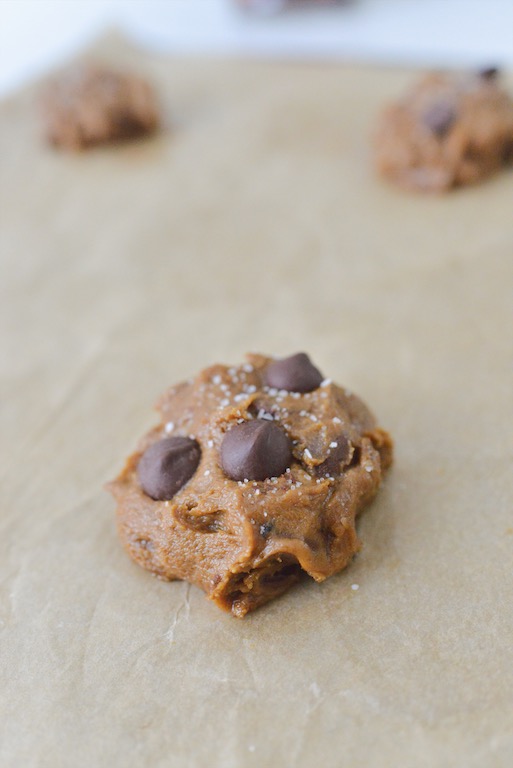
(479, 66, 499, 80)
(264, 352, 324, 393)
(315, 435, 352, 478)
(137, 436, 201, 500)
(347, 445, 361, 469)
(422, 102, 456, 138)
(220, 420, 292, 481)
(259, 521, 273, 538)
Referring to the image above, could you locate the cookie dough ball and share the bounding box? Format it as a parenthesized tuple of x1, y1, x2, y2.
(374, 68, 513, 192)
(108, 353, 393, 618)
(42, 64, 159, 150)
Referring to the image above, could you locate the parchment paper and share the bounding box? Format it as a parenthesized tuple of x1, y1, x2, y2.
(1, 35, 512, 768)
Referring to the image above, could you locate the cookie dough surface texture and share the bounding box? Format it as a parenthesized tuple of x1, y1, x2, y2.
(374, 69, 513, 192)
(109, 353, 393, 618)
(42, 64, 159, 150)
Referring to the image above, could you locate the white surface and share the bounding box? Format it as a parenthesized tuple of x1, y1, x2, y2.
(1, 0, 512, 97)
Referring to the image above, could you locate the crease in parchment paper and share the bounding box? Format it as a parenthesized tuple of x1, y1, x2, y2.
(165, 582, 191, 644)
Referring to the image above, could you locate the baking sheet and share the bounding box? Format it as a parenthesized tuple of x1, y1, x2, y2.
(1, 35, 512, 768)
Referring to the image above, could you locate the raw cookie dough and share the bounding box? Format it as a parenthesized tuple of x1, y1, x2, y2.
(374, 68, 513, 192)
(108, 353, 393, 618)
(42, 64, 159, 150)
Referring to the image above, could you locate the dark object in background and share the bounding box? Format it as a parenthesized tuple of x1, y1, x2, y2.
(41, 64, 160, 150)
(235, 0, 349, 15)
(479, 66, 500, 80)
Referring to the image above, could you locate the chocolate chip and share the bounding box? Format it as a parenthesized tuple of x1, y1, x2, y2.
(137, 436, 201, 500)
(479, 66, 499, 80)
(264, 353, 324, 393)
(259, 521, 273, 538)
(315, 435, 352, 477)
(220, 421, 292, 481)
(422, 102, 456, 138)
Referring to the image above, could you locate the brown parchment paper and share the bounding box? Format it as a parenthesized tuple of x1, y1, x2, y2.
(1, 35, 512, 768)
